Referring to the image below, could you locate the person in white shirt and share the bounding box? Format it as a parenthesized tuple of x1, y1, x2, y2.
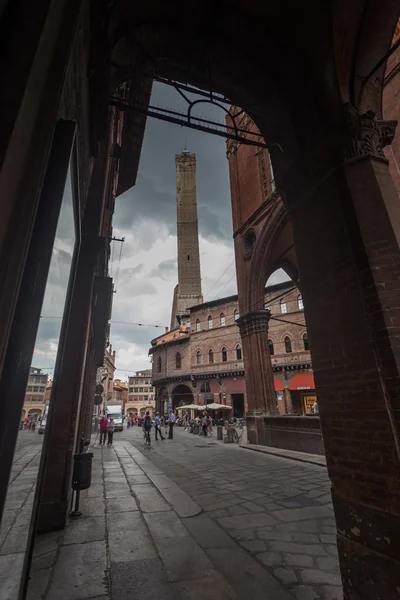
(154, 412, 165, 441)
(168, 410, 175, 439)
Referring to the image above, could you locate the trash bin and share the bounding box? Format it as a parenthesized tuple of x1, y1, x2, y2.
(217, 426, 223, 441)
(72, 452, 93, 491)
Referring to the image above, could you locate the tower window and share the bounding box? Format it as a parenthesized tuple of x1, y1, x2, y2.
(268, 339, 274, 355)
(234, 309, 239, 322)
(196, 351, 201, 365)
(196, 319, 200, 332)
(236, 344, 242, 360)
(303, 333, 310, 351)
(209, 349, 214, 364)
(220, 313, 225, 326)
(298, 294, 304, 310)
(176, 352, 182, 369)
(208, 316, 213, 329)
(187, 255, 190, 260)
(284, 337, 292, 353)
(280, 299, 287, 314)
(157, 356, 162, 373)
(222, 347, 227, 362)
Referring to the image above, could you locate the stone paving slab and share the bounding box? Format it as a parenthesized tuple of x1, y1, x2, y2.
(47, 540, 108, 599)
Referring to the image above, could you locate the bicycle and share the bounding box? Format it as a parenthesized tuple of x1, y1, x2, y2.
(226, 423, 243, 443)
(143, 428, 151, 448)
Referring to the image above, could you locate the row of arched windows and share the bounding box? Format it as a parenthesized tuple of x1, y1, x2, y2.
(195, 295, 304, 332)
(268, 333, 309, 355)
(171, 345, 243, 369)
(279, 294, 303, 314)
(157, 333, 309, 373)
(197, 312, 233, 331)
(196, 344, 242, 365)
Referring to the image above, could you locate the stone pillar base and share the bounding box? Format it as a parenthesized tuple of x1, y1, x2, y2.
(332, 492, 400, 599)
(246, 411, 278, 446)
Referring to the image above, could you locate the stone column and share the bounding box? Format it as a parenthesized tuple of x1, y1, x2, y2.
(283, 387, 293, 414)
(237, 310, 276, 445)
(278, 104, 400, 599)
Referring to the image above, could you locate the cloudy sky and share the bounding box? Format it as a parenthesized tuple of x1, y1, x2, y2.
(33, 82, 285, 380)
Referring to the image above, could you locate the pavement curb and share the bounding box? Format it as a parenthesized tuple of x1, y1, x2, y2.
(239, 443, 327, 468)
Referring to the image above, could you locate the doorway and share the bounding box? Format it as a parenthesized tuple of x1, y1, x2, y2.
(231, 394, 245, 418)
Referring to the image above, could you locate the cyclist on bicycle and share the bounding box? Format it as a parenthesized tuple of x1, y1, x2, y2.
(143, 410, 152, 446)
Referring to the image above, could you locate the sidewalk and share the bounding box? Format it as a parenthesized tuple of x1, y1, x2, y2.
(26, 439, 292, 600)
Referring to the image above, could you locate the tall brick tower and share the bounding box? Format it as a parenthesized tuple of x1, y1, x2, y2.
(170, 150, 203, 329)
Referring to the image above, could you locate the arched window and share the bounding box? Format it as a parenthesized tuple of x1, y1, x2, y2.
(268, 339, 274, 355)
(298, 294, 304, 310)
(303, 333, 309, 351)
(208, 316, 213, 329)
(157, 356, 162, 373)
(200, 380, 210, 394)
(220, 313, 226, 326)
(236, 344, 242, 360)
(284, 336, 292, 353)
(221, 347, 227, 362)
(280, 299, 287, 314)
(176, 352, 182, 369)
(208, 349, 214, 364)
(196, 319, 200, 332)
(234, 309, 239, 322)
(196, 350, 201, 365)
(186, 320, 191, 328)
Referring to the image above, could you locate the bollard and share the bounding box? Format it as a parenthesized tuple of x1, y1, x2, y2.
(217, 426, 223, 441)
(227, 428, 234, 443)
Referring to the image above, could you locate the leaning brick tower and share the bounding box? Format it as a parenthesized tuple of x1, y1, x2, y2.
(170, 150, 203, 329)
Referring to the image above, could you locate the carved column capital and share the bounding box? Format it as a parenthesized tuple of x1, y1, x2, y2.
(236, 310, 271, 337)
(343, 105, 397, 162)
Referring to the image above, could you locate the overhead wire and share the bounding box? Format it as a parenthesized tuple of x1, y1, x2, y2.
(203, 259, 235, 298)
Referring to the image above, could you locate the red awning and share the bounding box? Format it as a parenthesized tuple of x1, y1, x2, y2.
(274, 377, 285, 391)
(288, 373, 315, 391)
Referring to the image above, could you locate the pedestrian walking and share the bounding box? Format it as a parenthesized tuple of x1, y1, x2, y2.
(154, 412, 164, 441)
(143, 411, 152, 447)
(99, 414, 108, 445)
(168, 409, 175, 439)
(201, 412, 208, 437)
(107, 418, 114, 445)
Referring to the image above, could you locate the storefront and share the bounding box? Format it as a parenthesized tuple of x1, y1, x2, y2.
(288, 373, 316, 415)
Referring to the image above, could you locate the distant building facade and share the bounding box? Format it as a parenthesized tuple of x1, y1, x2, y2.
(22, 367, 49, 419)
(126, 369, 156, 417)
(151, 281, 315, 417)
(113, 379, 128, 413)
(97, 345, 116, 416)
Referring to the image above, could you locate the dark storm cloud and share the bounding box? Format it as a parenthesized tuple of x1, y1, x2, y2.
(113, 82, 233, 245)
(150, 258, 177, 280)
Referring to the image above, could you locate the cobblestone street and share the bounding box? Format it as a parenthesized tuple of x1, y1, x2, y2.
(124, 427, 342, 600)
(1, 428, 343, 600)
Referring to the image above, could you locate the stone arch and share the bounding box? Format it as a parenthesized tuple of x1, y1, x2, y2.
(28, 408, 42, 418)
(331, 4, 400, 114)
(171, 384, 193, 409)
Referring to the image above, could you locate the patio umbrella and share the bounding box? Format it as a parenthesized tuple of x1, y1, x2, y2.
(204, 403, 232, 410)
(176, 404, 203, 411)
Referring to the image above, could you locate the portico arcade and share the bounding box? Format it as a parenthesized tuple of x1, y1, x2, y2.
(1, 2, 400, 597)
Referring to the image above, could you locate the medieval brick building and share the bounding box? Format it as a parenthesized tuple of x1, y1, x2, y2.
(1, 3, 400, 597)
(151, 280, 314, 417)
